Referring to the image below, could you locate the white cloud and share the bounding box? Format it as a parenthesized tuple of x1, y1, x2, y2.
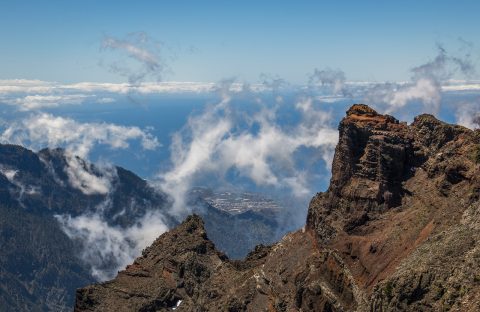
(369, 78, 442, 114)
(441, 82, 480, 92)
(365, 45, 475, 115)
(56, 209, 168, 281)
(0, 113, 159, 194)
(0, 79, 266, 97)
(455, 101, 480, 129)
(1, 77, 479, 112)
(63, 154, 116, 195)
(158, 86, 338, 217)
(389, 79, 440, 109)
(0, 113, 159, 158)
(0, 167, 17, 181)
(0, 79, 55, 94)
(0, 166, 40, 204)
(5, 94, 90, 110)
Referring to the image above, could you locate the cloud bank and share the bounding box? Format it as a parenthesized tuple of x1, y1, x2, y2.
(3, 94, 90, 111)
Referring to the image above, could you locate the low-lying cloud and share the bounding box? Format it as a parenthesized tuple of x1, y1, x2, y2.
(64, 154, 117, 195)
(56, 208, 168, 280)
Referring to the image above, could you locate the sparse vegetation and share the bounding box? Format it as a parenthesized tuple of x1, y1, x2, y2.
(474, 145, 480, 163)
(384, 281, 394, 299)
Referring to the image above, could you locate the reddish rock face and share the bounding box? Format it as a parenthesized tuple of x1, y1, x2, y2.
(307, 104, 418, 241)
(75, 105, 480, 312)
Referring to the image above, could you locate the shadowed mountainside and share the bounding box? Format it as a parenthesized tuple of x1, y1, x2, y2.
(76, 104, 480, 311)
(0, 145, 173, 311)
(0, 145, 281, 311)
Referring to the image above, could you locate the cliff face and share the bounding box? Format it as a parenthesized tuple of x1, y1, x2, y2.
(75, 104, 480, 311)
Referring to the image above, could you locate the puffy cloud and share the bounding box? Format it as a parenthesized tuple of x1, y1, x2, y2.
(0, 113, 159, 194)
(158, 83, 338, 217)
(365, 44, 475, 114)
(367, 78, 442, 114)
(0, 113, 159, 158)
(411, 44, 475, 81)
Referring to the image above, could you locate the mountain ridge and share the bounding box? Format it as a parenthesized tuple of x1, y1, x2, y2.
(75, 104, 480, 311)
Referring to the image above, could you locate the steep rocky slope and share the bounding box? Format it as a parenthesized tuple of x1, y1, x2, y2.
(76, 104, 480, 311)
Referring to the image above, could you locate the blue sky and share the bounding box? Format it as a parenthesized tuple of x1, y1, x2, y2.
(1, 1, 479, 83)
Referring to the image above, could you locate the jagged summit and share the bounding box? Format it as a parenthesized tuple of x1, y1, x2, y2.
(346, 103, 399, 125)
(75, 105, 480, 312)
(347, 103, 378, 116)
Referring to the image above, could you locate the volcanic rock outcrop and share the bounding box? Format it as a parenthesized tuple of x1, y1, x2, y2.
(75, 104, 480, 311)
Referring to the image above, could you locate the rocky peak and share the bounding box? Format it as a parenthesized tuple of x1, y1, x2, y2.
(345, 104, 399, 126)
(347, 103, 377, 116)
(75, 214, 228, 312)
(308, 105, 417, 240)
(337, 104, 413, 191)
